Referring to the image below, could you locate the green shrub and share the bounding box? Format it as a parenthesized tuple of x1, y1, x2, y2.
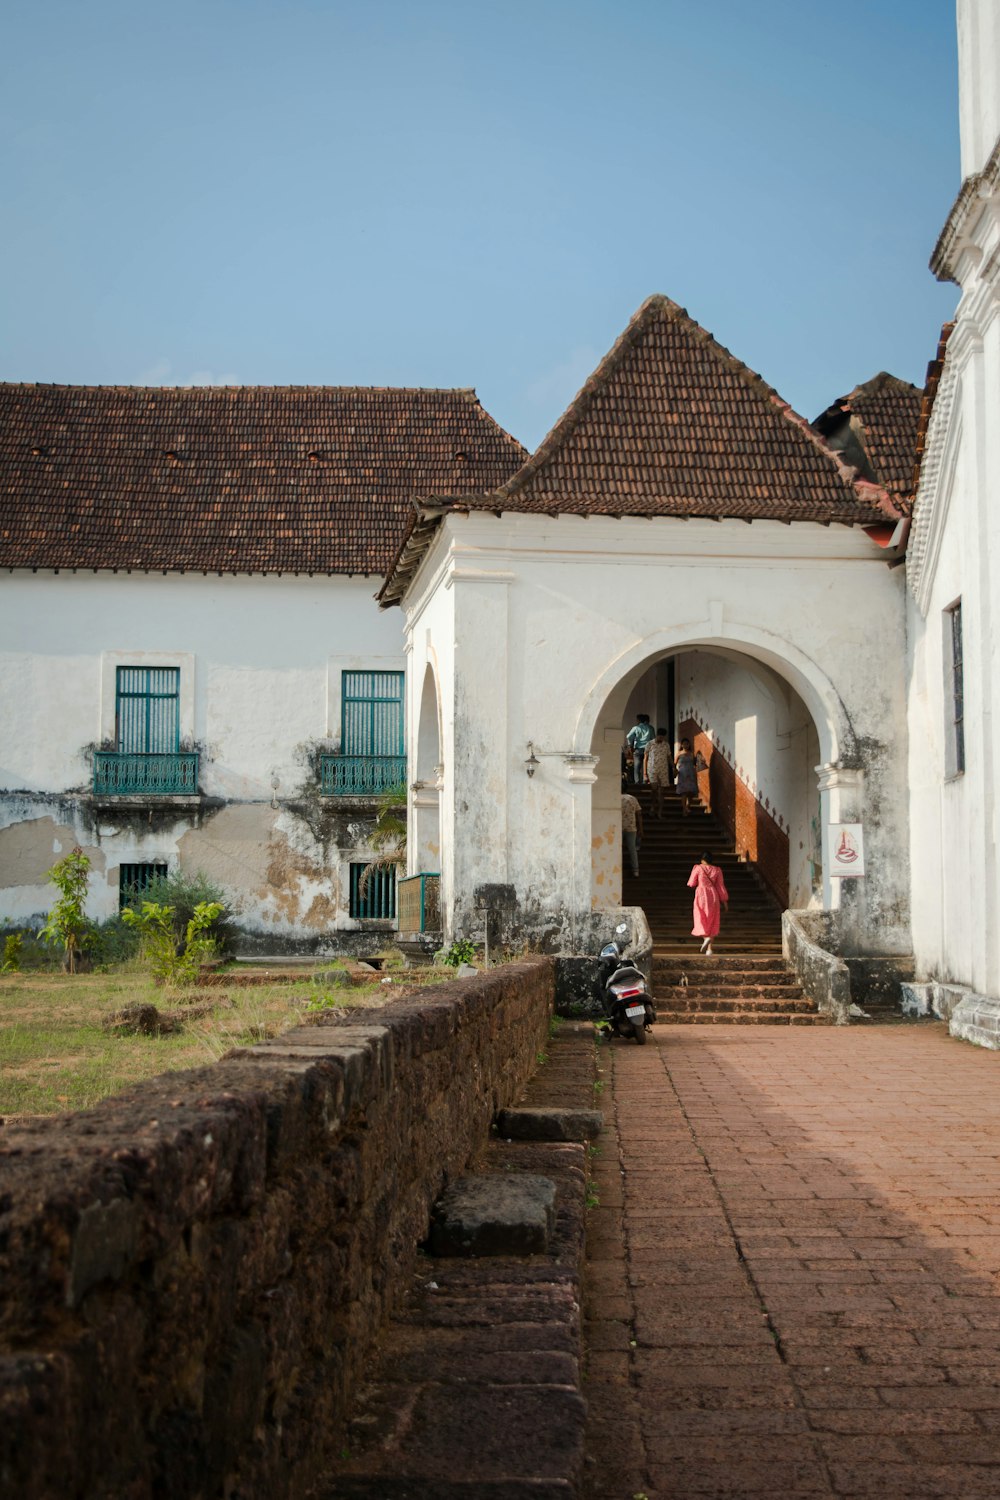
(90, 914, 144, 967)
(437, 938, 477, 969)
(1, 932, 23, 973)
(142, 870, 236, 954)
(122, 900, 224, 986)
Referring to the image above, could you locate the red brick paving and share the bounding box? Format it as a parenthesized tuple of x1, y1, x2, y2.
(583, 1022, 1000, 1498)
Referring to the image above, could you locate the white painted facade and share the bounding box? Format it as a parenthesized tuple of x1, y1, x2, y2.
(401, 511, 910, 955)
(7, 0, 995, 990)
(0, 571, 406, 945)
(906, 0, 1000, 1031)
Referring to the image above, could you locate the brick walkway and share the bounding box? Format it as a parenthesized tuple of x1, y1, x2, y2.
(583, 1021, 1000, 1498)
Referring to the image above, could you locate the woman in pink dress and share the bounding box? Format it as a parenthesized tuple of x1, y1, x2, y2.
(688, 853, 729, 955)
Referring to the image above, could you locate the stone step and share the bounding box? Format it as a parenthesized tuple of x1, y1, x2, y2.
(657, 1011, 829, 1026)
(657, 996, 815, 1014)
(653, 966, 802, 981)
(653, 955, 790, 971)
(655, 983, 799, 997)
(653, 948, 784, 960)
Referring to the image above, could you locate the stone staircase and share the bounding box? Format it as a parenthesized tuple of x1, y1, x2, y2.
(652, 954, 826, 1025)
(626, 784, 828, 1025)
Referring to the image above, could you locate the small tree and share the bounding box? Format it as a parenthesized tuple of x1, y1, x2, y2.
(40, 847, 93, 973)
(122, 899, 223, 986)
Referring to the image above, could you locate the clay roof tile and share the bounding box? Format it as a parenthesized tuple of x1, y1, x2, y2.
(456, 296, 900, 525)
(0, 384, 525, 574)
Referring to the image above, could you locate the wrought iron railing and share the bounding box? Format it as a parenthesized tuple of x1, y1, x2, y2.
(398, 873, 441, 934)
(320, 754, 406, 796)
(93, 751, 199, 796)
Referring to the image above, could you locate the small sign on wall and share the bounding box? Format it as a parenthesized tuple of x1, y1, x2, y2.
(829, 823, 865, 878)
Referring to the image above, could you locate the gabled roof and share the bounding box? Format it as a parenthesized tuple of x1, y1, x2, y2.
(812, 371, 922, 509)
(457, 296, 897, 524)
(0, 384, 526, 576)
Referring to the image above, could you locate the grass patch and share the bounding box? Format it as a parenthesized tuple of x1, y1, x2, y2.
(0, 963, 454, 1119)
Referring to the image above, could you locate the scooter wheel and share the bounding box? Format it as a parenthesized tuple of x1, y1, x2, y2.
(632, 1021, 646, 1045)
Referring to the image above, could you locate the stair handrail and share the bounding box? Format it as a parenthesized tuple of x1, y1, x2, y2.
(782, 909, 851, 1025)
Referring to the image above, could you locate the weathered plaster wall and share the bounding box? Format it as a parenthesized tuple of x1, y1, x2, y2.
(0, 959, 554, 1500)
(400, 512, 910, 953)
(0, 572, 407, 943)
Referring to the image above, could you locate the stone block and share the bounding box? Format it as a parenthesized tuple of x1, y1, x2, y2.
(949, 992, 1000, 1050)
(347, 1381, 585, 1484)
(429, 1175, 557, 1256)
(67, 1196, 140, 1308)
(495, 1106, 603, 1142)
(901, 982, 933, 1017)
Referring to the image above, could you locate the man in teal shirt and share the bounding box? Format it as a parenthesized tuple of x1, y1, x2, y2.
(626, 714, 655, 784)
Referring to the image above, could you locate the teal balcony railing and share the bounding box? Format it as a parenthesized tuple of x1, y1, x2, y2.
(320, 754, 406, 797)
(398, 873, 440, 934)
(93, 751, 199, 796)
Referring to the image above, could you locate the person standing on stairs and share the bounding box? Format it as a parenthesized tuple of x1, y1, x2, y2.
(626, 714, 655, 784)
(675, 738, 706, 815)
(646, 727, 674, 818)
(621, 791, 643, 878)
(688, 852, 729, 955)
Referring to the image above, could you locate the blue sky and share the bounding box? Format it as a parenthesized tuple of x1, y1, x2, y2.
(2, 0, 959, 449)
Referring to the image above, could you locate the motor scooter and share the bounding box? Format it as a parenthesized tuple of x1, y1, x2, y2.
(598, 923, 656, 1044)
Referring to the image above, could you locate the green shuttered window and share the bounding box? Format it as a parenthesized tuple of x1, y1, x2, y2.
(116, 667, 180, 753)
(341, 670, 404, 757)
(320, 669, 405, 796)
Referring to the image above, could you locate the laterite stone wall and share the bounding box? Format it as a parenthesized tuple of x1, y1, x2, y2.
(0, 958, 554, 1500)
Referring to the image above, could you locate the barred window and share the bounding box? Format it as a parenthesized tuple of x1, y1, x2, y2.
(349, 863, 397, 920)
(118, 862, 168, 910)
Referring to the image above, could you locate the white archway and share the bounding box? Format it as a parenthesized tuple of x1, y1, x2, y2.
(573, 620, 853, 767)
(411, 663, 443, 877)
(577, 623, 859, 917)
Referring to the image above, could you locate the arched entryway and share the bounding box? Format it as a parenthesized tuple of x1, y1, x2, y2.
(578, 625, 859, 925)
(411, 663, 443, 878)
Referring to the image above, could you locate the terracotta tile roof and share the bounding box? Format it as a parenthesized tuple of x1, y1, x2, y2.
(448, 296, 899, 525)
(812, 371, 922, 511)
(0, 384, 526, 575)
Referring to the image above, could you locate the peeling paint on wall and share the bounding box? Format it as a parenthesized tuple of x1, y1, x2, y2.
(0, 816, 106, 888)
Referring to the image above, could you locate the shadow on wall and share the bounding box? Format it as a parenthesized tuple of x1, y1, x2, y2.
(681, 716, 789, 908)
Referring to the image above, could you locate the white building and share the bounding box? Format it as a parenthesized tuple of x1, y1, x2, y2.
(382, 295, 914, 961)
(0, 384, 523, 951)
(904, 0, 1000, 1044)
(5, 0, 998, 1046)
